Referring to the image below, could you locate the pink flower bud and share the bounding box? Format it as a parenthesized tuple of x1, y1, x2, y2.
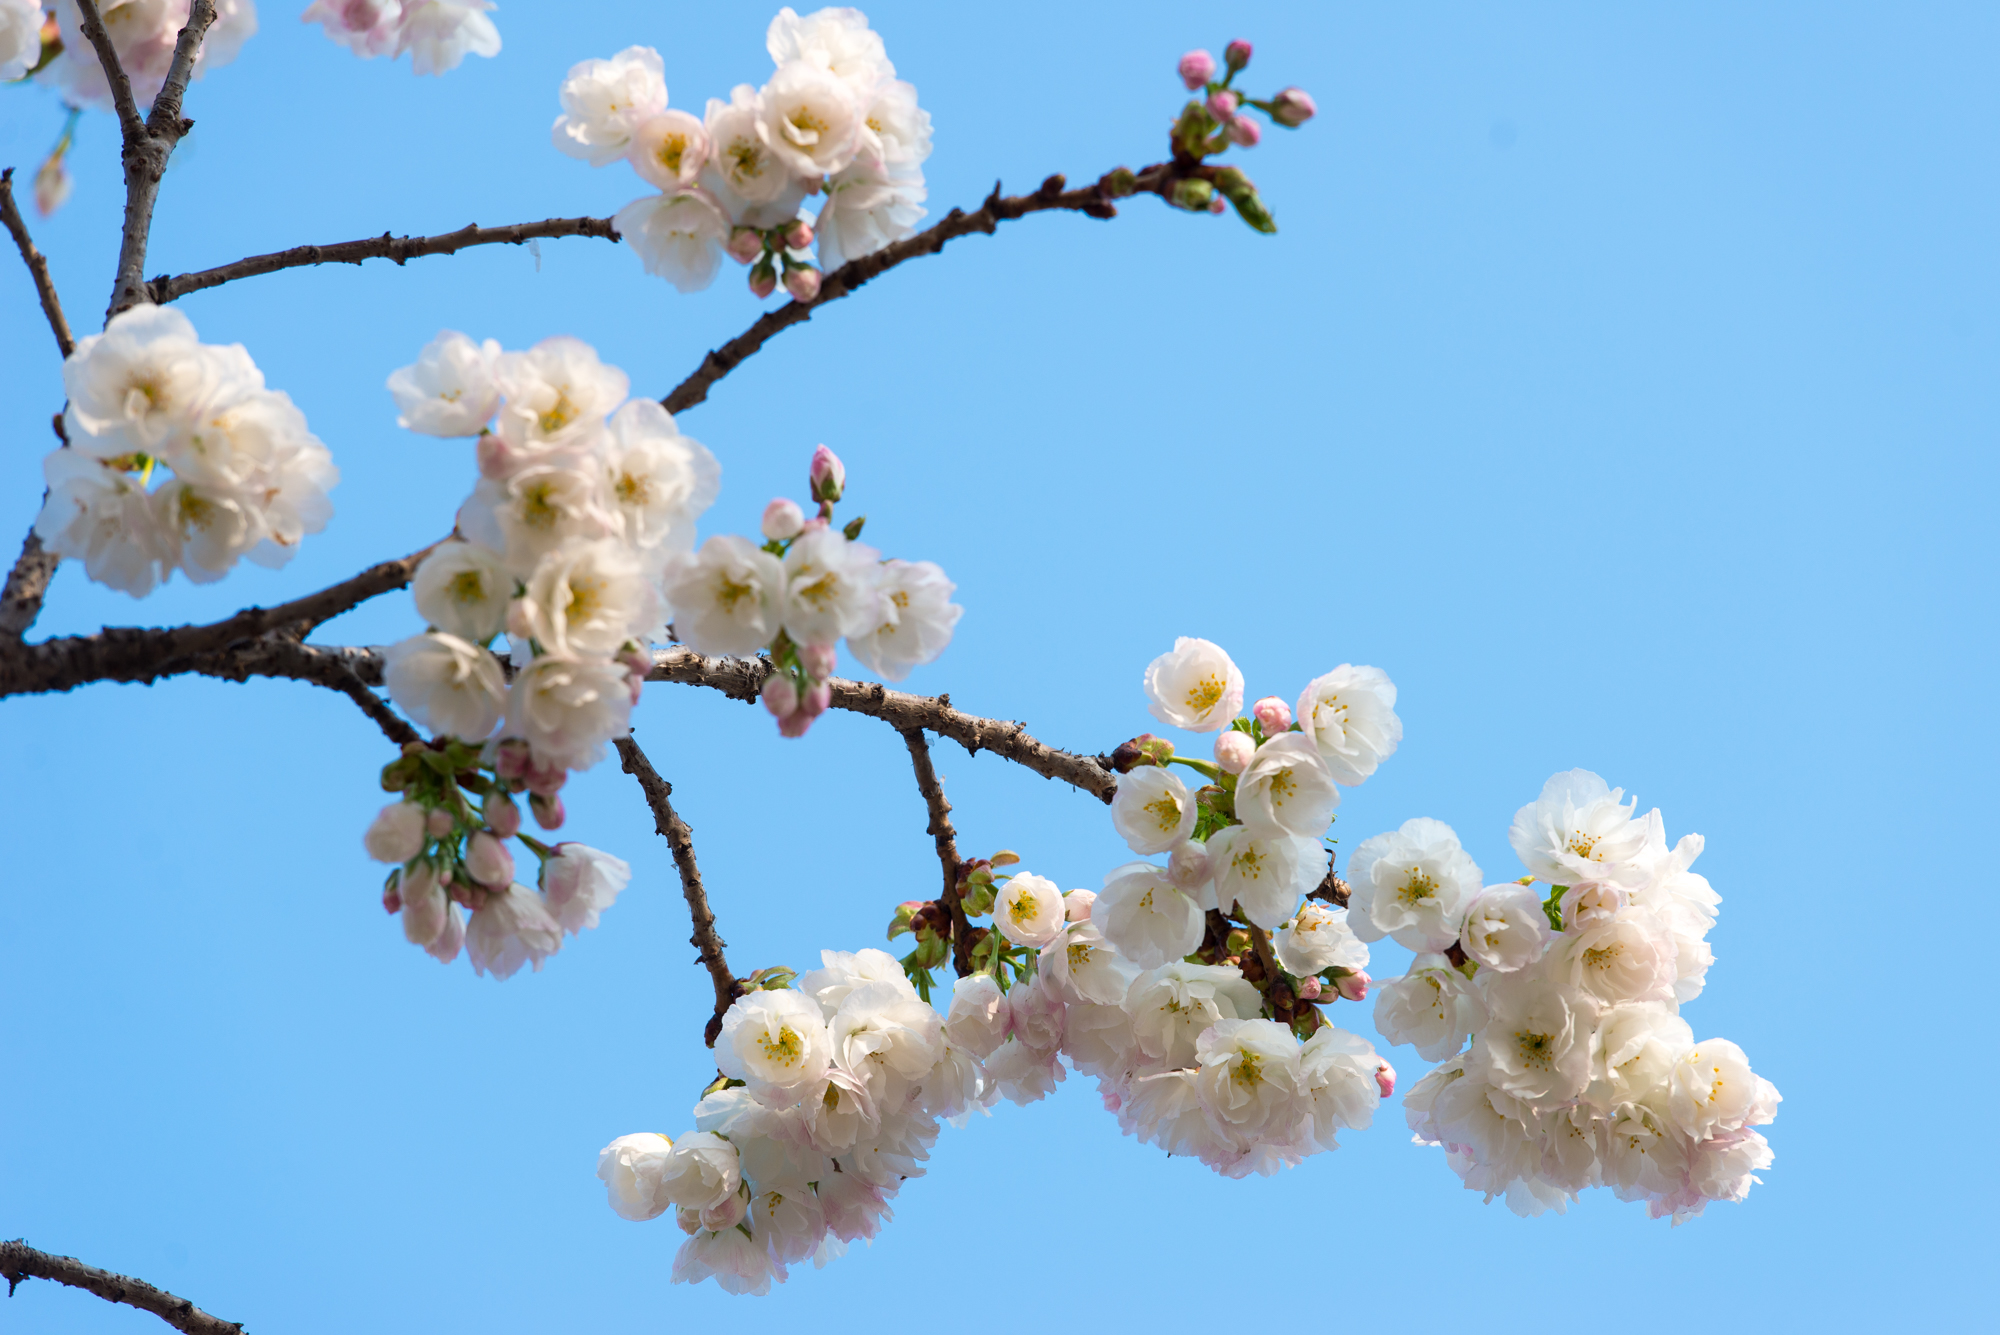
(1208, 90, 1240, 120)
(799, 515, 829, 534)
(783, 266, 822, 302)
(761, 497, 805, 541)
(1227, 116, 1262, 147)
(475, 434, 513, 479)
(1298, 976, 1322, 1000)
(725, 227, 765, 263)
(762, 674, 799, 718)
(1335, 970, 1371, 1002)
(466, 830, 515, 888)
(1178, 49, 1216, 90)
(799, 640, 837, 681)
(1207, 196, 1226, 214)
(802, 681, 832, 717)
(749, 267, 778, 298)
(486, 795, 521, 839)
(810, 445, 846, 502)
(1064, 888, 1097, 922)
(1224, 39, 1253, 70)
(494, 739, 531, 781)
(1375, 1059, 1397, 1099)
(1214, 730, 1255, 774)
(784, 219, 814, 250)
(426, 808, 456, 838)
(1252, 696, 1292, 734)
(776, 706, 817, 738)
(530, 790, 565, 831)
(33, 152, 72, 219)
(382, 883, 402, 914)
(1270, 86, 1317, 128)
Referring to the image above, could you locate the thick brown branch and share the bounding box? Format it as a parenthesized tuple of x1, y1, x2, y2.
(902, 728, 972, 975)
(70, 0, 145, 142)
(615, 735, 740, 1042)
(149, 216, 622, 304)
(0, 170, 75, 357)
(0, 1240, 243, 1335)
(0, 540, 439, 697)
(645, 646, 1119, 802)
(661, 163, 1175, 415)
(0, 529, 60, 642)
(103, 0, 216, 317)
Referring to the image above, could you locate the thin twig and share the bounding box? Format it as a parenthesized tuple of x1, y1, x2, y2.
(69, 0, 145, 142)
(0, 528, 60, 642)
(615, 735, 740, 1043)
(0, 169, 75, 357)
(0, 539, 441, 697)
(187, 635, 418, 745)
(660, 163, 1175, 414)
(902, 728, 973, 975)
(644, 646, 1119, 802)
(0, 1240, 243, 1335)
(149, 216, 622, 304)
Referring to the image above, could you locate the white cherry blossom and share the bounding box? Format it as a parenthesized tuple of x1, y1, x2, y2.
(816, 155, 927, 271)
(1207, 827, 1328, 929)
(492, 337, 631, 457)
(397, 0, 499, 76)
(781, 528, 879, 644)
(993, 872, 1066, 948)
(661, 534, 786, 656)
(616, 189, 731, 293)
(382, 632, 506, 739)
(465, 884, 563, 978)
(541, 843, 631, 935)
(1143, 636, 1244, 732)
(1346, 816, 1483, 951)
(1110, 766, 1197, 855)
(1233, 733, 1339, 839)
(759, 60, 866, 178)
(1373, 954, 1486, 1062)
(1094, 861, 1202, 969)
(717, 991, 834, 1099)
(1509, 769, 1665, 889)
(411, 540, 510, 642)
(842, 558, 960, 682)
(1459, 884, 1555, 973)
(503, 653, 633, 770)
(766, 6, 893, 92)
(552, 46, 668, 166)
(1273, 901, 1368, 977)
(388, 330, 500, 436)
(1, 0, 45, 83)
(517, 540, 657, 657)
(1294, 664, 1402, 785)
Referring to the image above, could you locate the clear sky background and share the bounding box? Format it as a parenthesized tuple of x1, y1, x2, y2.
(2, 2, 1993, 1329)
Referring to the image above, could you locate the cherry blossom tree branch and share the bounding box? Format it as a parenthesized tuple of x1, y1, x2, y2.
(148, 216, 623, 304)
(644, 646, 1119, 802)
(0, 530, 61, 642)
(0, 170, 76, 358)
(615, 735, 741, 1043)
(902, 728, 973, 975)
(0, 540, 440, 697)
(0, 1240, 243, 1335)
(660, 163, 1176, 415)
(186, 636, 418, 745)
(69, 1, 145, 142)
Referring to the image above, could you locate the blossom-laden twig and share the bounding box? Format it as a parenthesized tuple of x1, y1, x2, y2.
(147, 216, 623, 304)
(0, 1240, 243, 1335)
(0, 169, 75, 358)
(615, 735, 741, 1042)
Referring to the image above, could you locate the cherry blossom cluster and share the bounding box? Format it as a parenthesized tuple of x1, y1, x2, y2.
(663, 445, 962, 737)
(302, 0, 499, 74)
(1162, 39, 1317, 229)
(32, 304, 339, 596)
(381, 330, 717, 800)
(551, 7, 931, 296)
(1361, 770, 1782, 1221)
(362, 737, 630, 975)
(27, 1, 256, 110)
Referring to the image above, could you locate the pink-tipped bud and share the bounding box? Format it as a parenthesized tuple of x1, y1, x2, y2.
(1064, 888, 1097, 922)
(1178, 49, 1216, 90)
(475, 433, 514, 479)
(725, 227, 765, 264)
(486, 795, 521, 839)
(783, 219, 814, 250)
(1214, 730, 1255, 774)
(1270, 86, 1317, 128)
(524, 757, 567, 798)
(1335, 970, 1371, 1003)
(799, 515, 829, 535)
(1252, 696, 1292, 734)
(529, 790, 565, 831)
(466, 830, 515, 889)
(1207, 196, 1226, 214)
(799, 640, 838, 681)
(810, 445, 846, 502)
(1298, 975, 1322, 1001)
(776, 706, 817, 738)
(382, 883, 402, 914)
(749, 267, 778, 298)
(802, 681, 832, 717)
(425, 808, 455, 838)
(1207, 89, 1240, 120)
(783, 266, 822, 302)
(761, 674, 799, 719)
(761, 497, 805, 541)
(494, 739, 531, 781)
(1375, 1059, 1397, 1099)
(1227, 116, 1262, 148)
(1224, 39, 1253, 71)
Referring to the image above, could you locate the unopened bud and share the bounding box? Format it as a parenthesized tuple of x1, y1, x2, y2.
(801, 681, 831, 717)
(1227, 116, 1262, 148)
(761, 497, 805, 541)
(776, 706, 817, 739)
(1335, 969, 1371, 1002)
(475, 433, 513, 479)
(1224, 39, 1253, 71)
(529, 790, 565, 831)
(725, 227, 765, 264)
(783, 219, 814, 250)
(1111, 733, 1176, 772)
(1064, 888, 1097, 922)
(783, 266, 822, 302)
(1177, 48, 1216, 90)
(1375, 1059, 1397, 1099)
(1172, 177, 1216, 211)
(1207, 89, 1240, 120)
(749, 265, 778, 298)
(466, 830, 515, 888)
(1270, 86, 1317, 128)
(1298, 975, 1322, 1000)
(493, 739, 531, 780)
(799, 640, 837, 681)
(761, 674, 799, 719)
(382, 882, 402, 914)
(486, 794, 521, 839)
(32, 152, 71, 218)
(426, 807, 456, 838)
(506, 597, 536, 641)
(700, 1193, 747, 1231)
(1252, 696, 1292, 734)
(887, 899, 923, 939)
(1214, 730, 1254, 774)
(1208, 197, 1226, 214)
(809, 444, 846, 502)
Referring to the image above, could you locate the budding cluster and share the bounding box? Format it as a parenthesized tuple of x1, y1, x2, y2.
(1164, 38, 1318, 232)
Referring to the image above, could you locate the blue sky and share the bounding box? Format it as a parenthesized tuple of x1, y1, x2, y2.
(2, 1, 1993, 1329)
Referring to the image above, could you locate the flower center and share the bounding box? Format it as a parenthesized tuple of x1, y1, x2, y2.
(1185, 672, 1225, 713)
(1143, 794, 1181, 833)
(758, 1025, 804, 1067)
